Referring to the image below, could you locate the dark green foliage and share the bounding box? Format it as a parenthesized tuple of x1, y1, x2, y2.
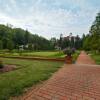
(83, 34, 91, 50)
(28, 43, 33, 50)
(13, 28, 25, 46)
(91, 52, 100, 64)
(0, 24, 54, 51)
(0, 24, 13, 49)
(7, 40, 14, 51)
(24, 30, 31, 44)
(0, 40, 3, 50)
(59, 34, 82, 50)
(83, 12, 100, 52)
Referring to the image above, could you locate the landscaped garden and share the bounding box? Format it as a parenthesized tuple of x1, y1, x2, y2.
(0, 50, 80, 63)
(0, 5, 99, 100)
(0, 49, 81, 100)
(0, 58, 63, 100)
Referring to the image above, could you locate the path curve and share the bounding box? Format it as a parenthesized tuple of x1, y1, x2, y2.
(19, 51, 100, 100)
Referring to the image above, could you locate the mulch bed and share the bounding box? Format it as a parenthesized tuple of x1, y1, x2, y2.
(0, 65, 16, 73)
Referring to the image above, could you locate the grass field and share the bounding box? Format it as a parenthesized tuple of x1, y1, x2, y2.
(0, 51, 65, 58)
(0, 50, 80, 60)
(0, 58, 63, 100)
(21, 51, 65, 58)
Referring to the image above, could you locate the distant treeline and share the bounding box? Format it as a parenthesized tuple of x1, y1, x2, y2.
(0, 25, 54, 50)
(0, 12, 99, 52)
(0, 24, 83, 51)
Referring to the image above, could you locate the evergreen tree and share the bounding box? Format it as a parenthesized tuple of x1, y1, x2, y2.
(90, 12, 100, 52)
(83, 35, 91, 50)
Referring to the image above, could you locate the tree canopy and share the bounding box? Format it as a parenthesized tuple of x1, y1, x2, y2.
(0, 24, 53, 50)
(83, 12, 100, 52)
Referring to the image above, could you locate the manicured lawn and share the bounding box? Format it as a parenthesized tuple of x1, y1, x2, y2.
(0, 51, 80, 60)
(21, 51, 65, 58)
(0, 51, 65, 58)
(91, 53, 100, 65)
(0, 58, 63, 100)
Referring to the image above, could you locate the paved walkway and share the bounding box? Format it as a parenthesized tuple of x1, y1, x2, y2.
(21, 51, 100, 100)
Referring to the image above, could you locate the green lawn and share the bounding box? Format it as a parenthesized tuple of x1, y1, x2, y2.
(0, 51, 65, 58)
(21, 51, 65, 58)
(91, 53, 100, 65)
(0, 58, 63, 100)
(0, 51, 80, 61)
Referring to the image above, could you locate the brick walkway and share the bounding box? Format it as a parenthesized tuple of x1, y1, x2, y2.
(21, 51, 100, 100)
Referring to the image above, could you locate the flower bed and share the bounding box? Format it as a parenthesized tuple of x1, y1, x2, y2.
(0, 65, 16, 73)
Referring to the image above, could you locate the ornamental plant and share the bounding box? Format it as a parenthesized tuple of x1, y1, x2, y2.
(63, 47, 76, 56)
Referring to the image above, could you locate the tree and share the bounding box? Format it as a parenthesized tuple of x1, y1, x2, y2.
(59, 34, 63, 50)
(0, 24, 13, 49)
(24, 30, 31, 44)
(13, 28, 25, 46)
(0, 24, 56, 51)
(75, 35, 81, 49)
(28, 43, 33, 50)
(89, 12, 100, 52)
(0, 40, 3, 50)
(50, 37, 57, 50)
(83, 12, 100, 52)
(7, 40, 14, 51)
(83, 35, 91, 51)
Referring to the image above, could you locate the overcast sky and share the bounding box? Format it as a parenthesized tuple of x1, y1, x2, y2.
(0, 0, 100, 39)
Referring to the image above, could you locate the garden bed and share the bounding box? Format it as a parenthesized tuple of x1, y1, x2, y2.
(0, 65, 16, 73)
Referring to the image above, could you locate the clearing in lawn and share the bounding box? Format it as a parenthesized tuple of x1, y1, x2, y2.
(0, 58, 63, 100)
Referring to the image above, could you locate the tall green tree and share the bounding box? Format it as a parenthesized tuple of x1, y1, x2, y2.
(7, 40, 14, 51)
(0, 40, 3, 50)
(83, 12, 100, 52)
(90, 12, 100, 52)
(13, 28, 25, 46)
(83, 35, 91, 50)
(24, 30, 31, 44)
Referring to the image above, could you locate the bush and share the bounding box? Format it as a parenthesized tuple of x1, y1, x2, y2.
(63, 47, 76, 56)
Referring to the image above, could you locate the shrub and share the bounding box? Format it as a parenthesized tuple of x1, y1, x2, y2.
(63, 47, 76, 56)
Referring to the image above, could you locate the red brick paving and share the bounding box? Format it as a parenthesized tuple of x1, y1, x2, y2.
(21, 51, 100, 100)
(76, 51, 95, 64)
